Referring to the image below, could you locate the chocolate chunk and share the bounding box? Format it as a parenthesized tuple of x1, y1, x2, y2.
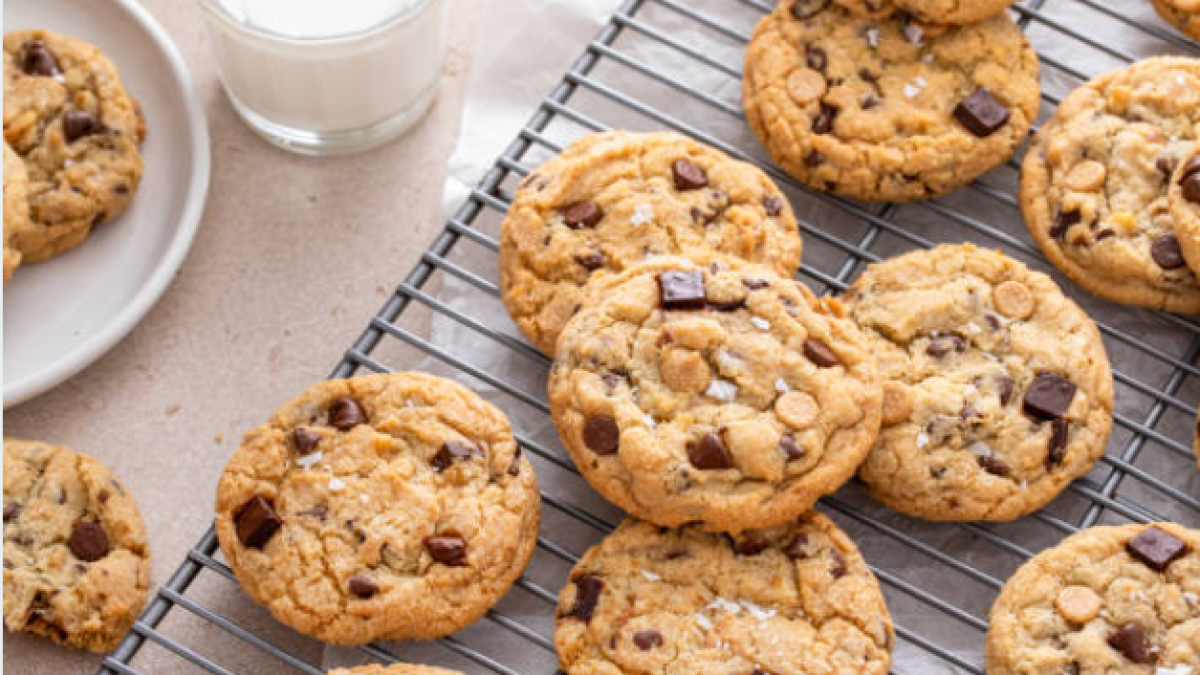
(926, 333, 965, 358)
(1181, 172, 1200, 204)
(68, 522, 109, 562)
(742, 278, 770, 290)
(292, 427, 320, 454)
(779, 435, 805, 461)
(790, 0, 830, 19)
(234, 495, 282, 549)
(21, 40, 59, 77)
(575, 251, 605, 271)
(432, 440, 483, 471)
(784, 534, 810, 559)
(762, 195, 783, 216)
(806, 45, 827, 71)
(1151, 235, 1186, 270)
(977, 455, 1010, 477)
(348, 575, 379, 599)
(1047, 418, 1068, 467)
(63, 110, 102, 143)
(672, 159, 708, 191)
(812, 103, 837, 134)
(562, 201, 603, 229)
(657, 270, 706, 310)
(1107, 622, 1156, 664)
(803, 339, 839, 367)
(424, 534, 469, 566)
(1125, 526, 1189, 572)
(633, 629, 663, 650)
(582, 415, 620, 455)
(688, 432, 733, 470)
(1022, 372, 1077, 421)
(706, 296, 745, 312)
(328, 397, 367, 430)
(829, 548, 847, 578)
(3, 503, 20, 522)
(996, 376, 1015, 406)
(730, 533, 771, 556)
(953, 89, 1010, 137)
(566, 574, 603, 622)
(1050, 210, 1082, 241)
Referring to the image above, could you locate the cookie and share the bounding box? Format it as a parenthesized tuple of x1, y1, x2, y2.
(3, 140, 29, 282)
(843, 244, 1114, 521)
(214, 372, 541, 646)
(555, 515, 894, 674)
(742, 0, 1040, 202)
(499, 130, 803, 355)
(548, 257, 882, 533)
(328, 665, 463, 675)
(3, 438, 151, 652)
(1021, 57, 1200, 312)
(3, 30, 144, 263)
(893, 0, 1017, 24)
(986, 522, 1199, 674)
(1153, 0, 1200, 41)
(1169, 148, 1200, 278)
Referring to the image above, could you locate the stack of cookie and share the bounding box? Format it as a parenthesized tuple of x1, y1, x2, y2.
(2, 29, 145, 284)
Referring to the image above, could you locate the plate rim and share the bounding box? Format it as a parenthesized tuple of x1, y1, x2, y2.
(3, 0, 212, 408)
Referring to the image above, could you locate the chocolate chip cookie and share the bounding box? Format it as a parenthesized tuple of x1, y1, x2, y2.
(548, 257, 882, 533)
(1153, 0, 1200, 40)
(214, 372, 541, 645)
(987, 523, 1199, 674)
(328, 665, 463, 675)
(555, 515, 894, 674)
(743, 0, 1040, 202)
(3, 438, 151, 652)
(500, 130, 803, 355)
(1169, 148, 1200, 279)
(843, 244, 1114, 521)
(893, 0, 1017, 24)
(3, 140, 30, 282)
(1022, 57, 1200, 312)
(3, 30, 144, 263)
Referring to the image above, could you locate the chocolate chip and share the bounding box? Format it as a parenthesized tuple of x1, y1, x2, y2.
(1107, 622, 1156, 664)
(633, 629, 663, 650)
(672, 159, 708, 191)
(829, 548, 847, 578)
(432, 441, 483, 471)
(688, 432, 732, 470)
(803, 339, 839, 367)
(98, 489, 111, 503)
(983, 313, 1001, 331)
(784, 534, 810, 559)
(292, 427, 320, 454)
(1180, 156, 1200, 181)
(425, 534, 469, 566)
(730, 533, 771, 556)
(953, 89, 1010, 137)
(575, 251, 605, 271)
(1181, 173, 1200, 204)
(3, 503, 20, 522)
(779, 435, 805, 461)
(63, 110, 102, 143)
(328, 397, 367, 431)
(805, 150, 824, 167)
(234, 495, 282, 549)
(762, 195, 783, 216)
(806, 45, 828, 71)
(1125, 526, 1189, 572)
(348, 575, 379, 599)
(742, 278, 770, 290)
(977, 455, 1010, 477)
(706, 297, 745, 312)
(862, 94, 881, 110)
(812, 103, 837, 135)
(996, 376, 1015, 406)
(1151, 235, 1186, 270)
(68, 522, 109, 562)
(657, 270, 706, 310)
(297, 504, 329, 519)
(582, 415, 620, 455)
(1050, 210, 1082, 241)
(565, 574, 603, 622)
(1022, 372, 1077, 421)
(859, 68, 879, 84)
(562, 201, 603, 229)
(790, 0, 830, 19)
(21, 40, 59, 77)
(926, 333, 965, 358)
(1047, 418, 1068, 467)
(114, 184, 129, 195)
(507, 447, 523, 476)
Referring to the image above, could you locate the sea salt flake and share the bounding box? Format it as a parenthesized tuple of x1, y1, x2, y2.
(865, 27, 880, 48)
(903, 23, 923, 45)
(750, 316, 771, 330)
(775, 378, 790, 393)
(904, 76, 927, 99)
(296, 451, 323, 469)
(707, 597, 742, 614)
(1157, 665, 1193, 675)
(916, 431, 930, 449)
(360, 494, 370, 504)
(328, 477, 345, 491)
(632, 203, 653, 226)
(705, 379, 738, 402)
(965, 322, 982, 334)
(641, 570, 661, 582)
(695, 613, 713, 630)
(740, 600, 776, 621)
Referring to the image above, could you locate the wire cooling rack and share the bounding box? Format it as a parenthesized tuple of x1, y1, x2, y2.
(101, 0, 1200, 673)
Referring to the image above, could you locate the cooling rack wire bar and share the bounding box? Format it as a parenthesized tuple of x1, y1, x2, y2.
(101, 0, 1200, 672)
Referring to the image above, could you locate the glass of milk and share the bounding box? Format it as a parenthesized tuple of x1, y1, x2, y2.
(197, 0, 447, 155)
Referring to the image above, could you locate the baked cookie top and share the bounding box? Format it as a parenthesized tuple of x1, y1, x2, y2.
(3, 438, 151, 653)
(500, 130, 802, 355)
(1153, 0, 1200, 41)
(555, 515, 894, 675)
(843, 244, 1114, 522)
(214, 372, 541, 646)
(328, 665, 464, 675)
(893, 0, 1016, 24)
(3, 140, 29, 283)
(986, 523, 1200, 674)
(1021, 57, 1200, 312)
(742, 0, 1039, 202)
(1169, 148, 1200, 278)
(3, 29, 144, 263)
(548, 257, 881, 533)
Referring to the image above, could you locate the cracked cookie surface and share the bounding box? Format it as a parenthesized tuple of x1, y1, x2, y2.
(214, 372, 541, 645)
(3, 29, 144, 263)
(4, 140, 30, 282)
(328, 665, 464, 675)
(500, 130, 803, 355)
(549, 257, 882, 533)
(1021, 57, 1200, 312)
(1153, 0, 1200, 40)
(987, 523, 1200, 674)
(742, 0, 1039, 202)
(843, 244, 1114, 521)
(555, 515, 894, 675)
(3, 438, 151, 652)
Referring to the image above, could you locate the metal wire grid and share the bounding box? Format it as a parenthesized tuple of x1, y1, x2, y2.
(100, 1, 1200, 673)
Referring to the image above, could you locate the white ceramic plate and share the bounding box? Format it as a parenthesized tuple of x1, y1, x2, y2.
(3, 0, 209, 407)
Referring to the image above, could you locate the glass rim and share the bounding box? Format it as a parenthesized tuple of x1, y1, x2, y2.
(195, 0, 438, 45)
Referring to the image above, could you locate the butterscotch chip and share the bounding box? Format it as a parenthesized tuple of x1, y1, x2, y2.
(776, 391, 820, 429)
(723, 420, 783, 481)
(1054, 585, 1102, 624)
(880, 381, 912, 425)
(787, 68, 827, 105)
(992, 280, 1036, 319)
(1064, 160, 1107, 192)
(659, 348, 712, 395)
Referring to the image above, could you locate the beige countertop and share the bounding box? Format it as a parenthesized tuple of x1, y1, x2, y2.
(4, 0, 476, 671)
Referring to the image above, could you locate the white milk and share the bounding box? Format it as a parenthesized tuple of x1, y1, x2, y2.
(198, 0, 447, 154)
